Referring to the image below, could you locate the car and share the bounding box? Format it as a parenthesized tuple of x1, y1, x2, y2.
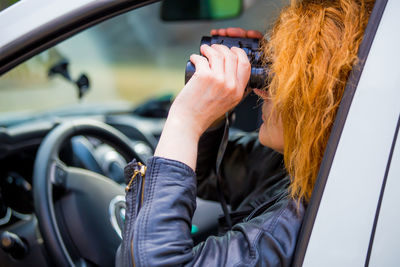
(0, 0, 398, 266)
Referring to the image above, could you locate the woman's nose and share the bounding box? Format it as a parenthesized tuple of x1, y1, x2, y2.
(253, 88, 269, 100)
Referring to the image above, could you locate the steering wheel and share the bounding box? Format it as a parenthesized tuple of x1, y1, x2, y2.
(33, 120, 141, 267)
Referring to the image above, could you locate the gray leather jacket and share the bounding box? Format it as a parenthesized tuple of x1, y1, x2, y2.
(116, 125, 305, 266)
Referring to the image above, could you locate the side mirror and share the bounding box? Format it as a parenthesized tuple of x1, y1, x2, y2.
(161, 0, 242, 21)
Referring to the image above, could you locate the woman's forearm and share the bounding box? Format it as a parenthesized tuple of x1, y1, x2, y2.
(154, 115, 201, 170)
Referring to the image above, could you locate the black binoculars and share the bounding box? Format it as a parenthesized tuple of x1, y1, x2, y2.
(185, 36, 269, 89)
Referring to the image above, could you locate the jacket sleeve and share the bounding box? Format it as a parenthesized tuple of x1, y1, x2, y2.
(128, 157, 304, 267)
(196, 124, 284, 210)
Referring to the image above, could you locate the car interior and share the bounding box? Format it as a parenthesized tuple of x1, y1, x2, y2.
(0, 0, 383, 266)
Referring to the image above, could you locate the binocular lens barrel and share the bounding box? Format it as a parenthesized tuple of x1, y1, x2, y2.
(185, 36, 269, 89)
(185, 62, 268, 89)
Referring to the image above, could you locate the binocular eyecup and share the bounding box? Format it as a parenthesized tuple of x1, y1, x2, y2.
(185, 36, 269, 89)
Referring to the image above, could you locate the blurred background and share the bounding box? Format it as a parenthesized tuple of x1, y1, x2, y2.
(0, 0, 285, 115)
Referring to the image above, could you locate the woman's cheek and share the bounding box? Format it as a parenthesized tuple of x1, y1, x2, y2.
(258, 101, 284, 153)
(258, 122, 270, 147)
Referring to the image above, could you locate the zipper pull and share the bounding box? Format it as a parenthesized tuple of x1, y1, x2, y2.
(125, 162, 147, 192)
(138, 162, 147, 177)
(125, 171, 139, 192)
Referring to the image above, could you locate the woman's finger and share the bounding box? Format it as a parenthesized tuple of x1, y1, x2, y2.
(200, 44, 224, 74)
(246, 30, 264, 39)
(189, 54, 211, 80)
(217, 28, 227, 36)
(210, 28, 228, 36)
(212, 44, 238, 92)
(211, 28, 263, 38)
(225, 27, 247, 37)
(231, 47, 251, 91)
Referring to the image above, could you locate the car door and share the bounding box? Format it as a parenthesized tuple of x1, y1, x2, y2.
(367, 117, 400, 266)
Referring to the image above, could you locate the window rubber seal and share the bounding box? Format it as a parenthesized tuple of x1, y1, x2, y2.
(364, 114, 400, 266)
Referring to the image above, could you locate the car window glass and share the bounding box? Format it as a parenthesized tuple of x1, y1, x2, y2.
(0, 0, 284, 117)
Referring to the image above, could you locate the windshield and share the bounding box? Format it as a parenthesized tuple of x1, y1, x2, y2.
(0, 1, 283, 118)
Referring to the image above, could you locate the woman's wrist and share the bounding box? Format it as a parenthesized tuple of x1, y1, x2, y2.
(154, 115, 201, 170)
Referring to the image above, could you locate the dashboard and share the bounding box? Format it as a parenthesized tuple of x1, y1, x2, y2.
(0, 113, 163, 229)
(0, 94, 259, 266)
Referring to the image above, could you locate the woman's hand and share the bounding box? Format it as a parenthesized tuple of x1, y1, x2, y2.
(210, 27, 263, 39)
(206, 27, 264, 128)
(154, 44, 251, 169)
(172, 44, 251, 135)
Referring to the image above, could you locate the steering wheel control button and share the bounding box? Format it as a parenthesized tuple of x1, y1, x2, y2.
(0, 231, 28, 259)
(54, 165, 68, 187)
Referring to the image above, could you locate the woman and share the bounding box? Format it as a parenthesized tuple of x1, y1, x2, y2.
(117, 0, 375, 266)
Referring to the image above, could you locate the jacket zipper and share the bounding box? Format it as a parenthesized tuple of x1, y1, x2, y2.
(126, 162, 146, 267)
(131, 239, 135, 267)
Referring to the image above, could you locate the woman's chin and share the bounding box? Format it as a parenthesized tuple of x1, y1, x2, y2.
(258, 123, 284, 154)
(258, 123, 268, 146)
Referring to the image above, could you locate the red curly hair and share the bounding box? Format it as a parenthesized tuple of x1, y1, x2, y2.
(262, 0, 375, 201)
